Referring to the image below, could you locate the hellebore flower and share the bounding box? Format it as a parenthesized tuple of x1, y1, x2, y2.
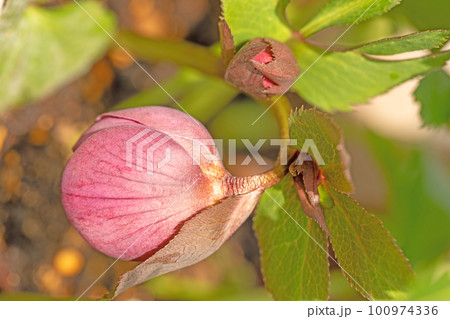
(61, 106, 282, 294)
(224, 38, 300, 99)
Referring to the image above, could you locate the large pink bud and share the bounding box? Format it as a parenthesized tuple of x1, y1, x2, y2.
(61, 107, 276, 262)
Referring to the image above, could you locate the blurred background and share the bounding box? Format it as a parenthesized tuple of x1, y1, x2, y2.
(0, 0, 449, 300)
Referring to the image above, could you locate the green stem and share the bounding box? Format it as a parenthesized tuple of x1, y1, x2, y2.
(225, 96, 297, 196)
(268, 95, 291, 140)
(115, 30, 225, 77)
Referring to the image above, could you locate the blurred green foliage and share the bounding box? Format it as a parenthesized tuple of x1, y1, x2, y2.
(415, 70, 450, 127)
(0, 1, 116, 110)
(366, 132, 450, 266)
(143, 243, 271, 301)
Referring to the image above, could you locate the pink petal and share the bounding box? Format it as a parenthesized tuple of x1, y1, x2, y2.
(262, 76, 276, 89)
(252, 47, 273, 64)
(73, 107, 223, 171)
(62, 124, 225, 260)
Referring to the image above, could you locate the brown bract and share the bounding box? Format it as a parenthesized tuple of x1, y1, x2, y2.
(112, 189, 263, 299)
(290, 153, 331, 237)
(224, 38, 300, 99)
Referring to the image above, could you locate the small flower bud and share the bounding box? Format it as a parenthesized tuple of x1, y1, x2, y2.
(224, 38, 300, 99)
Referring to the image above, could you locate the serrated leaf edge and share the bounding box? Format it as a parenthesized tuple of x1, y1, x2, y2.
(352, 30, 450, 55)
(324, 184, 414, 300)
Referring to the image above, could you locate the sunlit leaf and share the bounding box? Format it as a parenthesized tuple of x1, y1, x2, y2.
(290, 42, 450, 111)
(300, 0, 402, 37)
(355, 30, 450, 55)
(221, 0, 292, 48)
(322, 185, 414, 300)
(289, 109, 353, 193)
(414, 69, 450, 127)
(254, 176, 329, 300)
(0, 1, 116, 110)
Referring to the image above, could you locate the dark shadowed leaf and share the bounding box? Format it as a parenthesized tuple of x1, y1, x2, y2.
(254, 177, 329, 300)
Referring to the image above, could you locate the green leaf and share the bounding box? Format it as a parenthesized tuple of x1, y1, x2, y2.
(116, 30, 223, 77)
(289, 109, 353, 193)
(254, 176, 329, 300)
(394, 0, 450, 31)
(388, 257, 450, 301)
(355, 30, 450, 55)
(300, 0, 402, 38)
(277, 0, 291, 24)
(414, 69, 450, 127)
(284, 0, 329, 32)
(115, 70, 201, 110)
(209, 99, 279, 150)
(323, 185, 414, 300)
(0, 1, 116, 110)
(221, 0, 292, 48)
(290, 42, 450, 111)
(366, 132, 450, 266)
(116, 69, 238, 123)
(175, 77, 237, 123)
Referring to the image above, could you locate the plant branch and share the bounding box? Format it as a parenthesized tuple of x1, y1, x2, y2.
(225, 96, 298, 196)
(115, 30, 225, 77)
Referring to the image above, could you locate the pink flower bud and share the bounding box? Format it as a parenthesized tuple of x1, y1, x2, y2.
(224, 38, 300, 99)
(61, 107, 277, 261)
